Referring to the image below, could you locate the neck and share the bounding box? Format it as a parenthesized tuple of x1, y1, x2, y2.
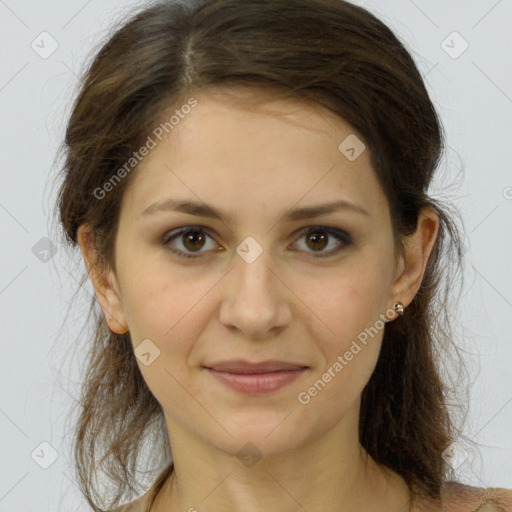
(152, 404, 411, 512)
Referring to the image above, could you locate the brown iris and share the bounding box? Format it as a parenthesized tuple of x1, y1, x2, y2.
(305, 231, 328, 251)
(182, 229, 206, 251)
(179, 228, 330, 254)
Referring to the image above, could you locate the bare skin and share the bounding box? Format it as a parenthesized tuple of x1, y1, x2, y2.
(79, 85, 441, 512)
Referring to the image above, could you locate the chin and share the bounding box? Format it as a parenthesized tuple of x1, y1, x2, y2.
(204, 411, 318, 461)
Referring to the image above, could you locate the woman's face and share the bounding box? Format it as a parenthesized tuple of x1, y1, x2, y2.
(85, 87, 413, 460)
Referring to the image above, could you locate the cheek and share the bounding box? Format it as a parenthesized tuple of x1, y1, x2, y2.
(120, 266, 221, 398)
(296, 263, 388, 402)
(120, 261, 209, 342)
(297, 280, 385, 420)
(296, 346, 379, 434)
(302, 263, 389, 342)
(123, 270, 210, 408)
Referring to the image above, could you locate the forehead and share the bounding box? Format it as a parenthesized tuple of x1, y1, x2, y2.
(121, 86, 388, 221)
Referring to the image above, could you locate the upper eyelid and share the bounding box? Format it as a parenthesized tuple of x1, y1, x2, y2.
(163, 224, 348, 240)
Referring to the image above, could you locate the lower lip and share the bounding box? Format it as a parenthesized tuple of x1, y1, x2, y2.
(205, 368, 308, 394)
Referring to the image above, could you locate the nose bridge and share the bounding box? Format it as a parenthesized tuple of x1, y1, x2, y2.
(233, 243, 277, 307)
(233, 234, 277, 292)
(236, 251, 275, 296)
(219, 240, 290, 337)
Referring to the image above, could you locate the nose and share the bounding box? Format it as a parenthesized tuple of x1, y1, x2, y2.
(219, 247, 292, 339)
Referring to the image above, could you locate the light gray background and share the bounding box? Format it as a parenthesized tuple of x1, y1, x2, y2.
(0, 1, 511, 511)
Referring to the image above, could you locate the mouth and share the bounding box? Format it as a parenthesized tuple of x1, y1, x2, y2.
(203, 360, 309, 394)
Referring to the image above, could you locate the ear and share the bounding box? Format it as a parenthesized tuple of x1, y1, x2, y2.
(388, 205, 440, 318)
(77, 224, 129, 334)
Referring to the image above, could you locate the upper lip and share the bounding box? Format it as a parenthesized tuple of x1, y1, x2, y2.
(204, 360, 309, 373)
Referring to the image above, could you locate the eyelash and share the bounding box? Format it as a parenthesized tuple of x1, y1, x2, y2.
(161, 226, 352, 260)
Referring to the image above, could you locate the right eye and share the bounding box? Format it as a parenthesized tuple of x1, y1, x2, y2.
(161, 226, 223, 259)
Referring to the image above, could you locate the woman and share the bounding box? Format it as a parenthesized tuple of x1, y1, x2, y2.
(55, 0, 512, 511)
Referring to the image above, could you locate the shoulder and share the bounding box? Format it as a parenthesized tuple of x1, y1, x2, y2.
(414, 482, 512, 512)
(444, 482, 512, 511)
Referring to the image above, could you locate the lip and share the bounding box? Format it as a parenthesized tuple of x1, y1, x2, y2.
(203, 360, 309, 395)
(204, 360, 308, 373)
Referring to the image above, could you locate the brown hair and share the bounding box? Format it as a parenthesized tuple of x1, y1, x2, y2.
(54, 0, 468, 510)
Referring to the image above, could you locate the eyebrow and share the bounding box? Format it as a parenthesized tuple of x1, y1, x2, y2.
(141, 198, 369, 223)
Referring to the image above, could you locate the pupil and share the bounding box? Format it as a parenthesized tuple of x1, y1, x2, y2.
(184, 230, 205, 251)
(181, 230, 329, 252)
(308, 231, 327, 250)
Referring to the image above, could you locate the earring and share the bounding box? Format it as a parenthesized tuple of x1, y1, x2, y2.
(393, 301, 405, 316)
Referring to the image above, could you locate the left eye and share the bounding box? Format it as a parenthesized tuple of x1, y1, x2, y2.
(292, 226, 352, 257)
(162, 226, 352, 259)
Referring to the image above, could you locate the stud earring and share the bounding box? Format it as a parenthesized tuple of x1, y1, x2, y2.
(393, 301, 405, 316)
